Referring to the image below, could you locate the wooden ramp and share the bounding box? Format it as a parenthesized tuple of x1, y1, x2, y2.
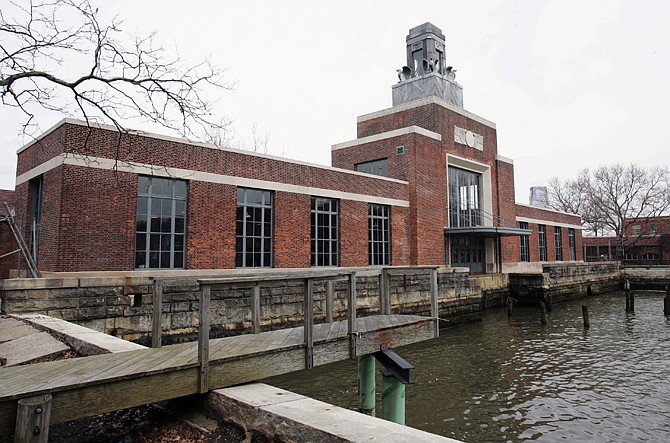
(0, 314, 435, 435)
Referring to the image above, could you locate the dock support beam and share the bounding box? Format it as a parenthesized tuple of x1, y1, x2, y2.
(429, 268, 439, 338)
(304, 278, 314, 369)
(326, 280, 334, 323)
(252, 284, 261, 334)
(198, 284, 211, 394)
(381, 372, 405, 425)
(15, 394, 51, 443)
(348, 272, 357, 359)
(358, 355, 376, 416)
(152, 279, 163, 348)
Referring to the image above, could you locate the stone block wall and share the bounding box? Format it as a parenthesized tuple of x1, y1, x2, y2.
(0, 268, 478, 344)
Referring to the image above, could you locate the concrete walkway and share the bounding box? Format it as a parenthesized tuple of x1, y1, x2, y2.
(0, 316, 69, 366)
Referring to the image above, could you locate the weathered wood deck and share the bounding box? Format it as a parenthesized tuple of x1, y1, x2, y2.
(0, 314, 435, 435)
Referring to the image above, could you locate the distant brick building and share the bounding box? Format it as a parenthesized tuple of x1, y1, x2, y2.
(583, 216, 670, 264)
(6, 23, 582, 277)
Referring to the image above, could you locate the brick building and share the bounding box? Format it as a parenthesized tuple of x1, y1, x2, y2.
(583, 215, 670, 264)
(5, 23, 582, 277)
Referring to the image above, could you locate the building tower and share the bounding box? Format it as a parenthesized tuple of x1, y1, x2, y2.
(392, 22, 463, 107)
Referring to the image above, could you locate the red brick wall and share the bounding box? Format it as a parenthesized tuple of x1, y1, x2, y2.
(514, 204, 584, 262)
(15, 122, 411, 272)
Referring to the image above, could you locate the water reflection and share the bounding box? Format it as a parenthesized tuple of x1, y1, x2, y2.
(265, 291, 670, 442)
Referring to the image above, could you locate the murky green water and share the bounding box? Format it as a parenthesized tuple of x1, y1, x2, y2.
(265, 291, 670, 442)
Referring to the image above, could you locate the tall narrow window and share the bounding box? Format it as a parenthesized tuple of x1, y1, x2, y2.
(135, 176, 187, 269)
(311, 197, 339, 267)
(29, 177, 43, 262)
(568, 228, 576, 260)
(538, 225, 547, 261)
(236, 188, 272, 267)
(554, 226, 563, 261)
(368, 204, 390, 265)
(519, 222, 529, 262)
(448, 166, 481, 227)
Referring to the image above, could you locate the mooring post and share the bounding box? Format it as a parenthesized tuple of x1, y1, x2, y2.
(252, 284, 261, 334)
(664, 286, 670, 316)
(630, 290, 635, 312)
(348, 272, 358, 359)
(625, 291, 630, 312)
(152, 279, 163, 348)
(358, 354, 376, 416)
(381, 371, 406, 425)
(545, 295, 553, 312)
(540, 301, 547, 325)
(326, 280, 334, 323)
(507, 297, 513, 317)
(304, 278, 314, 369)
(582, 305, 590, 329)
(15, 394, 52, 443)
(429, 267, 439, 338)
(198, 284, 211, 394)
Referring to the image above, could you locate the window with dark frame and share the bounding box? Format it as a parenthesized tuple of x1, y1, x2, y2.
(236, 188, 272, 268)
(29, 177, 43, 262)
(368, 203, 390, 265)
(568, 228, 576, 260)
(135, 176, 187, 269)
(355, 158, 388, 177)
(538, 224, 547, 261)
(519, 222, 530, 262)
(554, 226, 563, 261)
(448, 166, 481, 227)
(311, 197, 339, 267)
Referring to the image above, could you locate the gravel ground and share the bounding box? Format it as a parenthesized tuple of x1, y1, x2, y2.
(0, 404, 248, 443)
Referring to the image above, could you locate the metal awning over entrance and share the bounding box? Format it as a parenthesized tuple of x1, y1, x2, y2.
(444, 226, 532, 237)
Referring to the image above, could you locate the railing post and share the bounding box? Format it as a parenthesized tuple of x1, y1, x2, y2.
(15, 394, 51, 443)
(348, 272, 358, 359)
(326, 280, 334, 323)
(198, 284, 211, 394)
(252, 284, 261, 334)
(152, 279, 163, 348)
(378, 270, 387, 315)
(304, 278, 314, 369)
(429, 267, 439, 338)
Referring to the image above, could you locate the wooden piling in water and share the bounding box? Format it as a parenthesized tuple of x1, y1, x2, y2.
(582, 305, 590, 329)
(540, 301, 547, 325)
(625, 291, 630, 312)
(664, 286, 670, 316)
(630, 291, 635, 312)
(544, 295, 553, 312)
(507, 298, 513, 317)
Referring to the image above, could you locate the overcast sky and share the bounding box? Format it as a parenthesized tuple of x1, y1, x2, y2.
(1, 0, 669, 203)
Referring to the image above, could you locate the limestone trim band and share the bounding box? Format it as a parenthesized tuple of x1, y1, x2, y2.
(357, 96, 496, 129)
(515, 216, 584, 230)
(331, 125, 441, 151)
(17, 154, 411, 208)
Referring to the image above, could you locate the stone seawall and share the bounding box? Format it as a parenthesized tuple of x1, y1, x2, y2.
(622, 267, 670, 290)
(0, 268, 479, 344)
(510, 262, 621, 305)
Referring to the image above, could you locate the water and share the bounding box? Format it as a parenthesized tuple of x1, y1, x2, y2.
(265, 291, 670, 442)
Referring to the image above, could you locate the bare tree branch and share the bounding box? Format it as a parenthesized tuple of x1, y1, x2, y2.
(1, 0, 232, 149)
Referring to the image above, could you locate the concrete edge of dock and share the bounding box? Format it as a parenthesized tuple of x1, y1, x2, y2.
(206, 382, 464, 443)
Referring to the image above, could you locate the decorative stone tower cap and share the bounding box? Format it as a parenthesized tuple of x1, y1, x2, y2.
(406, 22, 445, 43)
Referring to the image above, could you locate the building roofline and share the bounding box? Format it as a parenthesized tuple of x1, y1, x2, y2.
(331, 125, 441, 151)
(357, 96, 496, 129)
(17, 118, 409, 185)
(515, 202, 581, 219)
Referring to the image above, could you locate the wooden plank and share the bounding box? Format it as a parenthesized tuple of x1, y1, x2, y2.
(252, 284, 261, 334)
(304, 278, 314, 369)
(325, 280, 334, 323)
(198, 284, 211, 393)
(152, 279, 163, 348)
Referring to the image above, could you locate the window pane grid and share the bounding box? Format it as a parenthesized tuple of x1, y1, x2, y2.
(448, 166, 482, 228)
(311, 198, 339, 267)
(236, 188, 272, 268)
(519, 222, 529, 262)
(135, 176, 187, 269)
(368, 204, 390, 265)
(568, 228, 576, 261)
(538, 225, 547, 261)
(554, 226, 563, 261)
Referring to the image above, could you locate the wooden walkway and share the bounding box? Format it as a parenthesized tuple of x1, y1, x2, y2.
(0, 314, 435, 435)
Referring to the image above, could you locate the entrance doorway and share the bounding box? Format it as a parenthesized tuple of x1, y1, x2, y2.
(449, 236, 484, 273)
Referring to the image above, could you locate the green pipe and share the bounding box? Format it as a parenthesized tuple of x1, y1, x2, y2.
(358, 354, 376, 416)
(381, 373, 405, 425)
